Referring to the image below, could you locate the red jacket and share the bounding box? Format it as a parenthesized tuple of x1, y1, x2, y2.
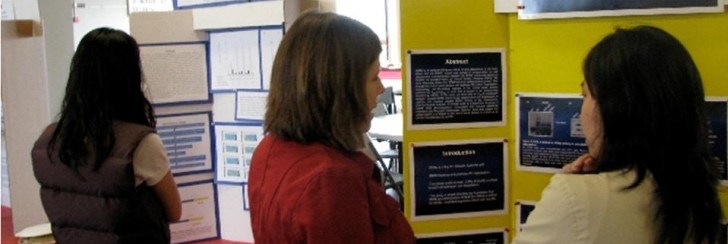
(249, 135, 415, 243)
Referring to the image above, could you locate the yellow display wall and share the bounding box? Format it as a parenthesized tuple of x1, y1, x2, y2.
(400, 0, 728, 240)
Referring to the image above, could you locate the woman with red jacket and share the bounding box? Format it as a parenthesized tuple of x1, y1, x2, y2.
(248, 11, 415, 243)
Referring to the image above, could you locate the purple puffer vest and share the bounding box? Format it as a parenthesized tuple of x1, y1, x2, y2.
(31, 121, 170, 243)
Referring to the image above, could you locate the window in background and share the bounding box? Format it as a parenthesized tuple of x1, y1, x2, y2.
(335, 0, 401, 69)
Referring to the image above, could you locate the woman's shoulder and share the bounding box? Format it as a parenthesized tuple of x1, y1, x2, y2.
(549, 172, 606, 187)
(546, 173, 611, 201)
(552, 169, 638, 185)
(549, 169, 651, 202)
(112, 120, 155, 132)
(259, 135, 364, 176)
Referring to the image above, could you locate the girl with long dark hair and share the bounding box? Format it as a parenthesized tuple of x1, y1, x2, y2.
(31, 27, 181, 243)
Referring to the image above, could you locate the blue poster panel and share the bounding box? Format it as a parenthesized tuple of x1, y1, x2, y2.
(706, 99, 728, 183)
(156, 112, 214, 175)
(417, 229, 507, 244)
(516, 94, 588, 173)
(410, 140, 507, 220)
(407, 49, 506, 130)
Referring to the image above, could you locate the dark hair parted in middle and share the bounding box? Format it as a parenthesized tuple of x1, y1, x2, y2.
(48, 27, 155, 170)
(264, 11, 382, 152)
(583, 25, 721, 244)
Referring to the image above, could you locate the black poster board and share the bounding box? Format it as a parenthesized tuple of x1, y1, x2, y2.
(706, 98, 728, 183)
(417, 229, 507, 244)
(407, 49, 506, 130)
(410, 140, 507, 220)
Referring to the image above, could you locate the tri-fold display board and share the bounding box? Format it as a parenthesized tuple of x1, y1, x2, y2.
(130, 1, 285, 242)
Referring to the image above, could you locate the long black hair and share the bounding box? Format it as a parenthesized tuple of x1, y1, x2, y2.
(48, 27, 156, 169)
(583, 25, 722, 244)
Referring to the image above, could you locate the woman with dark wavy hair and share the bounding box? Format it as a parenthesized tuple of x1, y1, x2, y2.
(515, 26, 722, 244)
(31, 27, 180, 243)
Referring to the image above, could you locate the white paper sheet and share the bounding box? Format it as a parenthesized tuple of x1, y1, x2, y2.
(1, 0, 16, 20)
(235, 91, 267, 121)
(128, 0, 173, 14)
(243, 184, 249, 211)
(495, 0, 518, 13)
(259, 27, 283, 90)
(210, 29, 262, 91)
(192, 1, 284, 30)
(140, 43, 210, 104)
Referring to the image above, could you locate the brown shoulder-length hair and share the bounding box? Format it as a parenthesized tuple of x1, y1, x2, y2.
(264, 11, 381, 152)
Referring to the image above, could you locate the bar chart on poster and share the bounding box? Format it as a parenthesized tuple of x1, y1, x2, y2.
(157, 113, 213, 174)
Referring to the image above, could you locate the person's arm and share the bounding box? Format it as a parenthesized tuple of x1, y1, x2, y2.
(133, 133, 182, 223)
(513, 175, 586, 244)
(151, 170, 182, 222)
(292, 168, 374, 243)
